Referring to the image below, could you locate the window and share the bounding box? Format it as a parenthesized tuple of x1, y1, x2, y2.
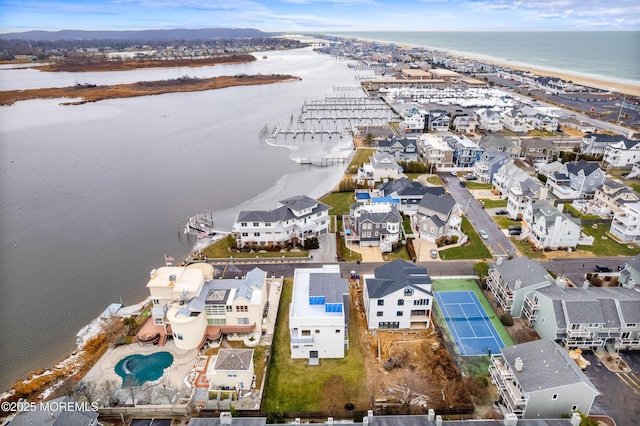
(572, 405, 578, 411)
(411, 309, 426, 316)
(552, 393, 559, 400)
(335, 329, 340, 333)
(414, 299, 430, 306)
(227, 371, 237, 377)
(404, 288, 414, 296)
(174, 332, 183, 340)
(377, 311, 383, 317)
(238, 318, 249, 325)
(152, 299, 160, 305)
(154, 318, 163, 325)
(241, 222, 247, 227)
(242, 232, 248, 237)
(315, 329, 320, 334)
(397, 311, 403, 317)
(206, 305, 226, 316)
(378, 300, 384, 306)
(253, 222, 259, 227)
(236, 305, 248, 312)
(226, 306, 233, 312)
(398, 299, 404, 306)
(265, 222, 271, 227)
(208, 318, 227, 325)
(301, 330, 311, 336)
(254, 232, 260, 237)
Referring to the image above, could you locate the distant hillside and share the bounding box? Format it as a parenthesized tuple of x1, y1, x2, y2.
(0, 28, 275, 40)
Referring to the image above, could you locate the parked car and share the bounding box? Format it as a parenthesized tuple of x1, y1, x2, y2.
(464, 174, 478, 180)
(508, 225, 521, 231)
(479, 230, 489, 240)
(509, 229, 521, 236)
(459, 181, 466, 187)
(450, 171, 458, 176)
(495, 210, 508, 215)
(595, 264, 612, 273)
(622, 172, 630, 177)
(430, 249, 438, 259)
(618, 265, 625, 271)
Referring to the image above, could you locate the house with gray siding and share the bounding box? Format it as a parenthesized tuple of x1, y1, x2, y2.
(522, 199, 582, 250)
(547, 160, 605, 200)
(343, 202, 402, 253)
(619, 254, 640, 289)
(413, 192, 463, 243)
(489, 339, 599, 419)
(377, 135, 419, 162)
(474, 149, 510, 183)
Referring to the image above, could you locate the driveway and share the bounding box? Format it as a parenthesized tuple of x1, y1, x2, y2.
(310, 232, 337, 263)
(441, 172, 517, 258)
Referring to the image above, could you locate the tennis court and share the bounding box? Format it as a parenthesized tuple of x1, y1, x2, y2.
(434, 290, 505, 356)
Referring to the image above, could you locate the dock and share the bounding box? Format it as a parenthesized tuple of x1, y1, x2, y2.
(186, 210, 216, 235)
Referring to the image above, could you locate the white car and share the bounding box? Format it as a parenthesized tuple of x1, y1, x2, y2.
(479, 230, 489, 240)
(430, 249, 438, 259)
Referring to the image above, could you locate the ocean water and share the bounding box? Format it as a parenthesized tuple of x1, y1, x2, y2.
(0, 45, 357, 392)
(322, 31, 640, 88)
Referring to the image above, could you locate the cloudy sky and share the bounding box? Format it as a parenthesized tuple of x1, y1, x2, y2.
(1, 0, 639, 33)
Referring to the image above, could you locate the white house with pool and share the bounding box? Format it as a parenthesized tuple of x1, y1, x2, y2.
(138, 263, 282, 350)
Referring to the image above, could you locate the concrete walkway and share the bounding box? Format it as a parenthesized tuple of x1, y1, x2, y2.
(309, 232, 337, 263)
(412, 238, 441, 262)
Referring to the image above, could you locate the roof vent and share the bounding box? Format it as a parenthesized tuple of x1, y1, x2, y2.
(428, 408, 435, 421)
(514, 279, 522, 289)
(169, 274, 176, 282)
(220, 412, 232, 425)
(514, 357, 524, 372)
(436, 415, 443, 426)
(570, 412, 582, 426)
(503, 413, 518, 426)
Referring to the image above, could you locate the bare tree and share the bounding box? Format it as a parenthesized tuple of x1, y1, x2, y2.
(140, 383, 155, 405)
(122, 377, 138, 404)
(99, 379, 121, 406)
(76, 381, 99, 404)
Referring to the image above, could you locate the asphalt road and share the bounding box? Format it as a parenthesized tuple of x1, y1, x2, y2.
(441, 172, 516, 258)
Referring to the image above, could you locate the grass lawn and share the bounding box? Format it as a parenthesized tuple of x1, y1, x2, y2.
(465, 182, 493, 190)
(345, 148, 375, 174)
(480, 199, 507, 209)
(262, 279, 368, 412)
(564, 204, 603, 221)
(402, 218, 413, 235)
(404, 172, 423, 181)
(202, 236, 309, 258)
(439, 217, 492, 260)
(427, 175, 443, 186)
(629, 183, 640, 194)
(579, 223, 640, 257)
(320, 192, 354, 216)
(492, 216, 522, 229)
(511, 238, 545, 259)
(386, 245, 411, 261)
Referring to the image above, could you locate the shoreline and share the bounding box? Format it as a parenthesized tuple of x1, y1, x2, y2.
(320, 34, 640, 97)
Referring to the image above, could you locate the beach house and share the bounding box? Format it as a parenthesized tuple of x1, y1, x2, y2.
(474, 149, 510, 183)
(413, 192, 463, 243)
(546, 160, 605, 200)
(603, 137, 640, 168)
(343, 202, 402, 252)
(521, 199, 582, 250)
(357, 152, 405, 185)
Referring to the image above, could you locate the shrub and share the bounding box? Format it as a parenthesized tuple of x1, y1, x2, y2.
(590, 276, 603, 287)
(473, 375, 489, 388)
(406, 238, 416, 260)
(500, 313, 514, 326)
(303, 237, 319, 250)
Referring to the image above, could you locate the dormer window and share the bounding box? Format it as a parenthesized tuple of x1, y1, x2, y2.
(404, 287, 414, 296)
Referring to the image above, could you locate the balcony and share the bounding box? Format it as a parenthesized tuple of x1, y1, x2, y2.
(616, 337, 640, 348)
(566, 327, 592, 338)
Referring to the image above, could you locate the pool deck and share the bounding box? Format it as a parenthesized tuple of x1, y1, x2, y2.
(83, 340, 198, 390)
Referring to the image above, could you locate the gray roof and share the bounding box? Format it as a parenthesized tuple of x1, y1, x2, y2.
(366, 259, 432, 298)
(624, 254, 640, 273)
(494, 257, 554, 291)
(195, 267, 266, 307)
(309, 272, 348, 304)
(479, 135, 516, 150)
(564, 160, 601, 177)
(619, 300, 640, 323)
(521, 138, 554, 149)
(213, 349, 254, 371)
(8, 396, 99, 426)
(237, 195, 329, 223)
(378, 177, 444, 197)
(189, 417, 266, 426)
(564, 300, 605, 324)
(500, 339, 598, 394)
(417, 192, 457, 216)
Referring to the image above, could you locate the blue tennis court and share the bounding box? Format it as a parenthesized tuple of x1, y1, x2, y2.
(434, 290, 505, 356)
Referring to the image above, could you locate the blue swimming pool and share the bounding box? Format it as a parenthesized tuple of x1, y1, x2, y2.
(115, 352, 173, 385)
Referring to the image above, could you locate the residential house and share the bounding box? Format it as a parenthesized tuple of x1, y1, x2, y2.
(489, 339, 599, 419)
(474, 149, 510, 183)
(362, 260, 433, 330)
(530, 113, 559, 132)
(502, 109, 532, 133)
(357, 152, 404, 185)
(618, 255, 640, 289)
(561, 117, 596, 133)
(478, 135, 520, 159)
(399, 106, 428, 133)
(476, 107, 504, 133)
(206, 349, 254, 396)
(581, 133, 633, 156)
(592, 179, 639, 217)
(375, 177, 445, 214)
(233, 195, 330, 249)
(413, 192, 464, 243)
(610, 202, 640, 243)
(546, 160, 606, 200)
(444, 134, 483, 168)
(533, 76, 574, 93)
(506, 177, 545, 220)
(519, 138, 557, 164)
(493, 162, 530, 200)
(522, 200, 582, 250)
(428, 109, 451, 132)
(603, 137, 640, 168)
(141, 265, 275, 350)
(537, 160, 564, 177)
(343, 202, 402, 252)
(486, 257, 556, 317)
(417, 133, 454, 168)
(6, 396, 100, 426)
(377, 135, 419, 162)
(289, 265, 349, 361)
(452, 115, 477, 133)
(530, 284, 640, 351)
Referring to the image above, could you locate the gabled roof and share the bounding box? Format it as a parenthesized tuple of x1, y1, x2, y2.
(378, 177, 444, 197)
(417, 192, 457, 216)
(564, 160, 602, 177)
(213, 349, 254, 371)
(237, 196, 329, 223)
(500, 340, 598, 394)
(8, 396, 99, 426)
(280, 195, 319, 212)
(366, 259, 432, 299)
(494, 257, 554, 291)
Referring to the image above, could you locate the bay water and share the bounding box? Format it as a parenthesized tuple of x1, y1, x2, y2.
(0, 45, 356, 391)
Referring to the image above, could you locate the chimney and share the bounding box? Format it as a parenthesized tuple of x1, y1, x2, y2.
(556, 277, 567, 289)
(503, 413, 518, 426)
(538, 186, 548, 200)
(220, 412, 232, 425)
(327, 418, 334, 425)
(583, 279, 590, 289)
(367, 409, 374, 424)
(363, 417, 369, 425)
(514, 279, 522, 290)
(150, 269, 157, 278)
(294, 419, 301, 425)
(514, 357, 524, 372)
(436, 415, 443, 426)
(428, 408, 436, 421)
(497, 256, 504, 266)
(570, 412, 582, 426)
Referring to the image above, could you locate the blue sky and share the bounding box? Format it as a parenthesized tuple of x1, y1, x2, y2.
(1, 0, 639, 33)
